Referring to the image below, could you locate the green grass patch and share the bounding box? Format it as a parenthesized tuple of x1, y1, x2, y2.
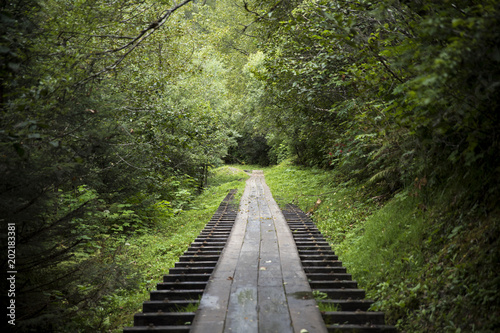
(337, 191, 426, 290)
(173, 301, 200, 313)
(313, 291, 341, 313)
(261, 160, 337, 208)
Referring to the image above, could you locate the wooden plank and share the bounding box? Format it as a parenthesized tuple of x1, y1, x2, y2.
(261, 174, 328, 333)
(190, 176, 252, 333)
(258, 286, 293, 333)
(191, 171, 328, 333)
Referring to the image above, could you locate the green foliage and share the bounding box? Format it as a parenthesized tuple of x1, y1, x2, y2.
(8, 165, 247, 332)
(251, 2, 500, 328)
(3, 0, 500, 331)
(0, 0, 250, 331)
(250, 0, 500, 202)
(263, 160, 333, 208)
(227, 133, 272, 165)
(313, 290, 341, 313)
(337, 192, 427, 291)
(174, 301, 200, 313)
(265, 161, 500, 332)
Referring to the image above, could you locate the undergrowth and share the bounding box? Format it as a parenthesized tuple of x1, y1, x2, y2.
(262, 160, 500, 333)
(106, 166, 249, 332)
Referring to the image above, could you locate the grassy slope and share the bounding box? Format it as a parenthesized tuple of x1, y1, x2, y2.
(253, 160, 499, 333)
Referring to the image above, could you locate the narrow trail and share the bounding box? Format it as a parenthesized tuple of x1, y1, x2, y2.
(191, 170, 325, 332)
(124, 171, 396, 332)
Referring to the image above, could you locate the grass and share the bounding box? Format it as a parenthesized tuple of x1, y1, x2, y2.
(110, 166, 249, 332)
(337, 192, 426, 289)
(173, 300, 200, 313)
(110, 161, 499, 333)
(255, 160, 499, 332)
(313, 291, 341, 312)
(317, 302, 341, 313)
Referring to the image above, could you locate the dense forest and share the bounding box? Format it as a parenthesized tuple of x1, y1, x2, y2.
(1, 0, 499, 332)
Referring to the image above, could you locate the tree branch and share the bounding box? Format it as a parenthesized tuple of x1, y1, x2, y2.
(77, 0, 193, 85)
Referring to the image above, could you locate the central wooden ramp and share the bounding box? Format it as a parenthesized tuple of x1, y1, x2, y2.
(191, 170, 327, 333)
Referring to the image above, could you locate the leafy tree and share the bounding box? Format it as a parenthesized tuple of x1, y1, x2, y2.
(249, 0, 500, 198)
(246, 0, 500, 331)
(0, 0, 244, 330)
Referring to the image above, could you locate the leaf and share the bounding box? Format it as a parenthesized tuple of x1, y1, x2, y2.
(13, 143, 25, 157)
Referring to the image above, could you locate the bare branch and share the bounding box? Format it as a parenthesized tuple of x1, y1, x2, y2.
(97, 0, 192, 56)
(116, 153, 151, 170)
(77, 0, 193, 85)
(59, 31, 136, 40)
